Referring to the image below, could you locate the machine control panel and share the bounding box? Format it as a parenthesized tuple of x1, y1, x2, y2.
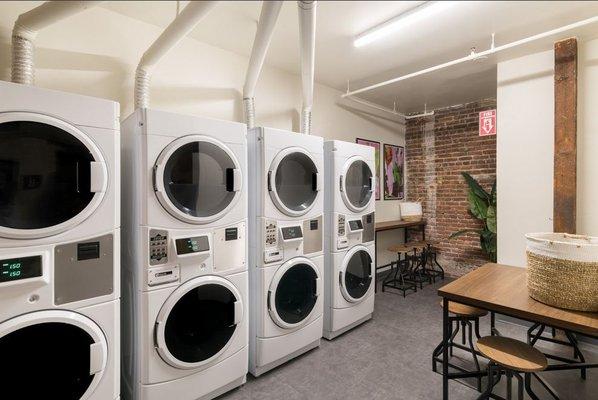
(280, 225, 303, 241)
(175, 235, 209, 255)
(265, 221, 278, 247)
(149, 230, 168, 266)
(0, 255, 42, 283)
(348, 219, 364, 233)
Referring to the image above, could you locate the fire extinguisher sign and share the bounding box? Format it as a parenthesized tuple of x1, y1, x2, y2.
(479, 110, 496, 136)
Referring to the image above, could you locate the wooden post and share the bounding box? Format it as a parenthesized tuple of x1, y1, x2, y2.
(554, 38, 577, 234)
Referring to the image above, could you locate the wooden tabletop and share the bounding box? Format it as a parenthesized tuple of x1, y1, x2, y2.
(375, 219, 426, 232)
(438, 263, 598, 338)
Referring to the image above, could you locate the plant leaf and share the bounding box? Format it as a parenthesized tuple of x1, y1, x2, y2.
(486, 205, 497, 233)
(449, 229, 483, 239)
(468, 191, 488, 220)
(462, 172, 490, 201)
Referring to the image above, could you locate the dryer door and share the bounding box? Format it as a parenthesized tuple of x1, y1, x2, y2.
(340, 156, 374, 213)
(0, 113, 107, 239)
(268, 257, 321, 330)
(154, 135, 242, 224)
(268, 147, 320, 217)
(155, 276, 243, 369)
(0, 310, 108, 400)
(339, 245, 373, 303)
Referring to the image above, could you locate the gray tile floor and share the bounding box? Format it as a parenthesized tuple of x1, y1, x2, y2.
(219, 279, 597, 400)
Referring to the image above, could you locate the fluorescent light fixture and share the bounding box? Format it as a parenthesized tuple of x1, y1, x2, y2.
(354, 1, 456, 48)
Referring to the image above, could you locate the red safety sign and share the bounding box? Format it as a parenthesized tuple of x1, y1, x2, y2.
(479, 110, 496, 136)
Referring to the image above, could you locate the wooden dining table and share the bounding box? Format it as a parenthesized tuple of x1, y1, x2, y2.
(437, 263, 598, 400)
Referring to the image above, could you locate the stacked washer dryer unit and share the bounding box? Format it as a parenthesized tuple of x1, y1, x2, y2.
(121, 109, 248, 400)
(0, 80, 120, 399)
(248, 127, 324, 376)
(323, 140, 376, 340)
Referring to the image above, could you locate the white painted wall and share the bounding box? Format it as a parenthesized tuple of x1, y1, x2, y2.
(0, 3, 405, 266)
(497, 38, 598, 267)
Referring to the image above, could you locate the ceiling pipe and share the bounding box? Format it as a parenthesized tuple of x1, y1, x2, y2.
(342, 14, 598, 98)
(243, 1, 283, 129)
(298, 1, 317, 135)
(11, 1, 104, 85)
(135, 1, 218, 109)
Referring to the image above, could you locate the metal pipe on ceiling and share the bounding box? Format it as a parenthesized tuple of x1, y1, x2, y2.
(298, 1, 317, 135)
(134, 1, 218, 109)
(243, 1, 284, 128)
(342, 15, 598, 99)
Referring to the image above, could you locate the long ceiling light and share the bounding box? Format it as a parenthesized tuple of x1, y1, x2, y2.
(353, 1, 456, 48)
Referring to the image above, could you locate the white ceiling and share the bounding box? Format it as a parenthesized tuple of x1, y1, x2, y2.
(105, 1, 598, 113)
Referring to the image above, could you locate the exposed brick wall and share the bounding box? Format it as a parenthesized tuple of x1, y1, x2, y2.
(406, 99, 496, 277)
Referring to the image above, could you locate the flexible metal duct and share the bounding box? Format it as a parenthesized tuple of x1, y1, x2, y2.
(134, 1, 218, 109)
(298, 1, 316, 134)
(243, 1, 283, 128)
(11, 1, 104, 85)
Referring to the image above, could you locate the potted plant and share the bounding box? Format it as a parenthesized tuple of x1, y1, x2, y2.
(449, 172, 497, 262)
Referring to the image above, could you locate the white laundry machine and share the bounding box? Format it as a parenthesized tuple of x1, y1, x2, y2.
(323, 140, 376, 340)
(247, 127, 324, 377)
(121, 108, 248, 400)
(0, 80, 120, 399)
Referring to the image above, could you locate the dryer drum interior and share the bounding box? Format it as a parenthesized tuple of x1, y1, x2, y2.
(163, 283, 238, 364)
(272, 152, 318, 214)
(0, 322, 97, 399)
(273, 264, 318, 325)
(0, 120, 96, 230)
(156, 138, 240, 222)
(343, 250, 372, 301)
(343, 159, 373, 210)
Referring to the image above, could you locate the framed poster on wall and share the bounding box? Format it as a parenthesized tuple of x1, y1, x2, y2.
(383, 143, 405, 200)
(355, 138, 381, 200)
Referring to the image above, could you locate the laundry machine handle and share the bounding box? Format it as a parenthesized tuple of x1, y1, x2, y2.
(89, 342, 105, 375)
(233, 300, 243, 325)
(89, 161, 107, 193)
(226, 168, 242, 192)
(314, 276, 321, 297)
(312, 172, 321, 192)
(369, 176, 374, 192)
(338, 271, 343, 288)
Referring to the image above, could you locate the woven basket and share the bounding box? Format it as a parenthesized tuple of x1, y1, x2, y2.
(525, 232, 598, 312)
(400, 202, 422, 222)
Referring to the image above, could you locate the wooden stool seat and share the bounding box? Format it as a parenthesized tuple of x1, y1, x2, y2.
(387, 242, 426, 253)
(477, 336, 548, 373)
(440, 301, 488, 317)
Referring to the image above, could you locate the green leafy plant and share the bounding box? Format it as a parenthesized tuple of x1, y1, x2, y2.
(449, 172, 497, 262)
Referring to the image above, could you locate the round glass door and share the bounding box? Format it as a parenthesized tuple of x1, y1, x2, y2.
(154, 136, 241, 225)
(155, 277, 242, 369)
(0, 113, 106, 239)
(0, 311, 107, 400)
(269, 259, 320, 329)
(341, 247, 373, 302)
(342, 158, 373, 212)
(269, 148, 319, 217)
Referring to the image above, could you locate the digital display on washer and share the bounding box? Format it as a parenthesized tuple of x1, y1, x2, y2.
(281, 226, 303, 240)
(348, 220, 363, 231)
(175, 236, 209, 255)
(0, 256, 42, 283)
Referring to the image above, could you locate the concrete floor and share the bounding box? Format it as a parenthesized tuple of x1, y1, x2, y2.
(219, 279, 597, 400)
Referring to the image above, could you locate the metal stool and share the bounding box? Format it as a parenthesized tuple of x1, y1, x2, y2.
(476, 336, 548, 400)
(382, 244, 417, 297)
(432, 301, 488, 391)
(527, 323, 587, 380)
(424, 242, 445, 281)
